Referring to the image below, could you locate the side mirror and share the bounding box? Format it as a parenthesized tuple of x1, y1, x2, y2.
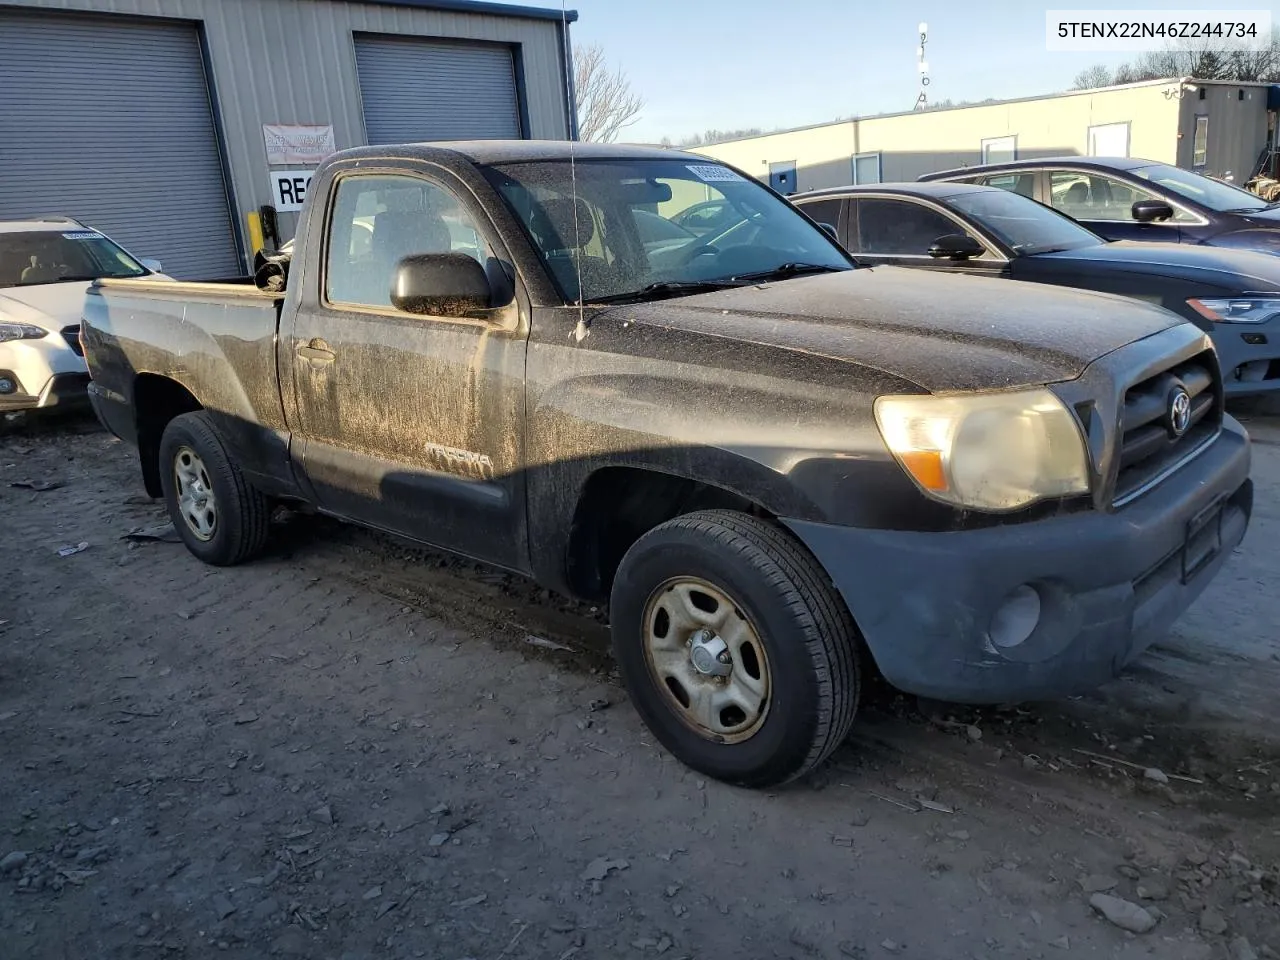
(390, 253, 490, 316)
(818, 222, 839, 241)
(1132, 199, 1174, 223)
(928, 234, 985, 260)
(140, 258, 163, 273)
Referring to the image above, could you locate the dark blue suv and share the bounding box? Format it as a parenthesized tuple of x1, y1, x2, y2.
(920, 157, 1280, 255)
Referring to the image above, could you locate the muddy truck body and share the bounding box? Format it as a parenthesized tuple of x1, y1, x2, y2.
(83, 142, 1253, 786)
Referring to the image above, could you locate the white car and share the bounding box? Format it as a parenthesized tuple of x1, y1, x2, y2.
(0, 217, 166, 413)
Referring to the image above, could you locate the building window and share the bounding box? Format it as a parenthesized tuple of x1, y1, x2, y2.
(853, 152, 881, 184)
(1087, 122, 1130, 158)
(1193, 116, 1209, 168)
(980, 136, 1017, 164)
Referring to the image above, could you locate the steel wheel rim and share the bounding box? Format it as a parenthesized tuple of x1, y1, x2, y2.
(173, 446, 218, 542)
(641, 576, 772, 744)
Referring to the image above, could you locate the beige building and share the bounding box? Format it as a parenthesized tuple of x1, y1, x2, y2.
(696, 79, 1277, 195)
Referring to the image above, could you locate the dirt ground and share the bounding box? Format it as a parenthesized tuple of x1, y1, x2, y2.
(2, 408, 1279, 960)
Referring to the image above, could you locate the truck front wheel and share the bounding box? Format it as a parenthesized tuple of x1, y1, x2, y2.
(158, 412, 271, 566)
(610, 510, 861, 787)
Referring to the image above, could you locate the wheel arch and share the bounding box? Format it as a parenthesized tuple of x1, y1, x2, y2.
(133, 374, 203, 497)
(545, 453, 822, 603)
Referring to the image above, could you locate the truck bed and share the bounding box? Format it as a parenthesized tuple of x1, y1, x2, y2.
(84, 276, 289, 456)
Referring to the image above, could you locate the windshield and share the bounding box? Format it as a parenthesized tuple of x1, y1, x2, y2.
(1131, 163, 1269, 213)
(482, 158, 851, 303)
(946, 189, 1103, 255)
(0, 229, 147, 288)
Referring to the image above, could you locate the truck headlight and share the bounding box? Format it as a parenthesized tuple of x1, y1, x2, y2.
(0, 322, 49, 343)
(1188, 297, 1280, 324)
(874, 389, 1090, 511)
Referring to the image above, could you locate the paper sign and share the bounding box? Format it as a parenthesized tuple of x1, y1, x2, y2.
(263, 124, 336, 165)
(270, 170, 315, 213)
(686, 164, 745, 183)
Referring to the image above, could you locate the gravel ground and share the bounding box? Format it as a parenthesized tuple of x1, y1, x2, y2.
(1, 409, 1278, 960)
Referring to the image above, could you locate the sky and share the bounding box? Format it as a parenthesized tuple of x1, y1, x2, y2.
(564, 0, 1276, 143)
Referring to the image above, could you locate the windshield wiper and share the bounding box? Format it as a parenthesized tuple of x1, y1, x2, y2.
(586, 279, 744, 305)
(730, 262, 848, 283)
(27, 275, 102, 285)
(585, 264, 846, 306)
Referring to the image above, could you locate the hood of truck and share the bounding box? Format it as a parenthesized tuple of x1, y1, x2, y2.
(0, 281, 91, 334)
(614, 266, 1185, 393)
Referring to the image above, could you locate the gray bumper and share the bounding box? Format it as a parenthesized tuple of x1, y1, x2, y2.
(1216, 316, 1280, 397)
(783, 419, 1253, 704)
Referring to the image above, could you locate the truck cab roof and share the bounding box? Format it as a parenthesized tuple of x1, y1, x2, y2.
(334, 140, 701, 167)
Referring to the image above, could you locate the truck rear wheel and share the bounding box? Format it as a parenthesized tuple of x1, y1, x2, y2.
(158, 412, 271, 566)
(610, 509, 861, 787)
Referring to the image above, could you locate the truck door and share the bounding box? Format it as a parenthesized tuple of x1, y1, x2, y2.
(284, 169, 530, 572)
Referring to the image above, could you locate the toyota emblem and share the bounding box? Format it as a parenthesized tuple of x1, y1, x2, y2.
(1168, 387, 1192, 437)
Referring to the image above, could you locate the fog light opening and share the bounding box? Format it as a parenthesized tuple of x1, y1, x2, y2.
(1235, 360, 1269, 383)
(990, 584, 1042, 650)
(0, 377, 15, 395)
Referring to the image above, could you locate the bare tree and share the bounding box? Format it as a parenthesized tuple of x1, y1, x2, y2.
(1113, 63, 1141, 84)
(573, 43, 643, 143)
(1100, 28, 1279, 83)
(678, 128, 764, 147)
(1072, 64, 1113, 89)
(1228, 29, 1280, 81)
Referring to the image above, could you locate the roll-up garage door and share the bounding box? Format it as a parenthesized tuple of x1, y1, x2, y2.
(0, 11, 240, 279)
(355, 35, 522, 145)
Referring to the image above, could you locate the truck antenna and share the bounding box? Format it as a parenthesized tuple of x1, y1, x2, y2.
(562, 0, 588, 340)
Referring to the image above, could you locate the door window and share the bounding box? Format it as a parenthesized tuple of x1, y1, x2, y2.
(1047, 170, 1196, 223)
(979, 172, 1036, 198)
(1192, 116, 1209, 168)
(852, 198, 960, 255)
(1088, 122, 1130, 157)
(981, 136, 1017, 164)
(853, 153, 882, 185)
(798, 198, 842, 236)
(326, 174, 486, 309)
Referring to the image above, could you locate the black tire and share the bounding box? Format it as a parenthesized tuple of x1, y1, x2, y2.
(158, 411, 271, 566)
(610, 509, 861, 787)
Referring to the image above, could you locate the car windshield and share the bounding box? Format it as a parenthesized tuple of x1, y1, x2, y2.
(482, 158, 851, 304)
(946, 189, 1104, 255)
(1131, 163, 1269, 213)
(0, 229, 147, 288)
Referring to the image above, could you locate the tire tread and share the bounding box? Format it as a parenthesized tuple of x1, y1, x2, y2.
(161, 412, 270, 565)
(620, 509, 861, 785)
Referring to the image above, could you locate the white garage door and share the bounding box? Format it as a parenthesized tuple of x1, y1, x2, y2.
(355, 35, 522, 145)
(0, 11, 240, 279)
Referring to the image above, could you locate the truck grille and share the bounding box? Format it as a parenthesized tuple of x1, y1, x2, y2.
(60, 324, 83, 357)
(1113, 353, 1220, 506)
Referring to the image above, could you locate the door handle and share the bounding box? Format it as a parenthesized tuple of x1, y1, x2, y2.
(297, 338, 335, 363)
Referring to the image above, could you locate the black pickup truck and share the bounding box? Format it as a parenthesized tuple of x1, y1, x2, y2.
(83, 142, 1253, 787)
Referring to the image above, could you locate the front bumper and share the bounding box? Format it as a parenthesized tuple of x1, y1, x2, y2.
(0, 334, 89, 411)
(784, 418, 1252, 703)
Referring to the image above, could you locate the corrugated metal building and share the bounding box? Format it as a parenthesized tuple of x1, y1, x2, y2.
(697, 79, 1276, 197)
(0, 0, 577, 277)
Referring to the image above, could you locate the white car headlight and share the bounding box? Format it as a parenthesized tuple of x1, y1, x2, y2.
(874, 388, 1090, 512)
(0, 322, 49, 343)
(1188, 297, 1280, 324)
